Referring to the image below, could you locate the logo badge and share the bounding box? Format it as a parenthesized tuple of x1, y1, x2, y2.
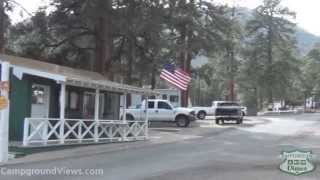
(280, 150, 315, 175)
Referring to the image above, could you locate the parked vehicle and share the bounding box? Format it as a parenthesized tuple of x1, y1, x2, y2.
(192, 106, 214, 120)
(127, 88, 181, 109)
(124, 99, 196, 127)
(193, 101, 243, 124)
(213, 101, 243, 124)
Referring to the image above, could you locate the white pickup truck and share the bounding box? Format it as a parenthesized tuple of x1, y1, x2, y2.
(192, 105, 215, 120)
(124, 99, 196, 127)
(193, 101, 243, 124)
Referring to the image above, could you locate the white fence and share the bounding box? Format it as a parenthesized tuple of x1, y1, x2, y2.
(23, 118, 148, 146)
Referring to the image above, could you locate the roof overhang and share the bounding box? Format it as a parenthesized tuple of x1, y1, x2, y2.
(66, 78, 158, 95)
(0, 55, 159, 96)
(12, 65, 66, 82)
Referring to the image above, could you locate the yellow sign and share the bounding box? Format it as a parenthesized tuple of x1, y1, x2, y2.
(0, 96, 8, 110)
(0, 81, 9, 91)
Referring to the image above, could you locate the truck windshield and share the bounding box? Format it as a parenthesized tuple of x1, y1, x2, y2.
(218, 103, 239, 106)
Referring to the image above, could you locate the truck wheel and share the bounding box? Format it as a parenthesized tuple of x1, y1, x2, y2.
(215, 119, 222, 125)
(175, 115, 190, 127)
(126, 114, 134, 121)
(197, 111, 206, 120)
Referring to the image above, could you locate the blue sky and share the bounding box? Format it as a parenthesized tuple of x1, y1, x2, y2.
(10, 0, 320, 36)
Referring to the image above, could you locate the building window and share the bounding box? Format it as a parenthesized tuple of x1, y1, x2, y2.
(170, 95, 179, 103)
(69, 92, 79, 110)
(99, 92, 120, 120)
(162, 94, 167, 100)
(83, 92, 95, 119)
(31, 85, 45, 104)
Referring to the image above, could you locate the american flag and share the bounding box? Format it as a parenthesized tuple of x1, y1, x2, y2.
(160, 64, 191, 91)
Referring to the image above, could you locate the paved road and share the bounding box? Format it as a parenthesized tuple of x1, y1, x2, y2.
(1, 114, 320, 180)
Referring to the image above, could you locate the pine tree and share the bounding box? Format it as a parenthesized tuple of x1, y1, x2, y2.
(246, 0, 296, 104)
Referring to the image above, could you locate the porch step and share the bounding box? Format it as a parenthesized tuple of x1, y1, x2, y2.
(8, 152, 26, 159)
(9, 139, 142, 157)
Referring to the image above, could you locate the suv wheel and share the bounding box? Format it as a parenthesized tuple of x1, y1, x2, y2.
(197, 111, 206, 120)
(216, 119, 223, 125)
(236, 119, 242, 124)
(176, 116, 190, 127)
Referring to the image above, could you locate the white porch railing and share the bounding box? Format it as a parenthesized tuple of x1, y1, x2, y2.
(23, 118, 148, 146)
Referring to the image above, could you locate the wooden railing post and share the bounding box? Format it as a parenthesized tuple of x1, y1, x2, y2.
(59, 82, 66, 144)
(78, 121, 82, 143)
(94, 89, 100, 142)
(42, 119, 48, 145)
(23, 118, 29, 146)
(122, 93, 127, 141)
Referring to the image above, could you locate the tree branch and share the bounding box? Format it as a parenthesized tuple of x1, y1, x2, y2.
(47, 31, 93, 48)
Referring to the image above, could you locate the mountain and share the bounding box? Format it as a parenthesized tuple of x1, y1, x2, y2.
(192, 7, 320, 68)
(239, 7, 320, 56)
(295, 28, 320, 55)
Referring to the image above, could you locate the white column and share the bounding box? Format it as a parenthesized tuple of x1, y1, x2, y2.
(0, 62, 10, 162)
(94, 89, 100, 142)
(123, 93, 127, 123)
(59, 82, 66, 144)
(144, 96, 149, 139)
(121, 93, 127, 141)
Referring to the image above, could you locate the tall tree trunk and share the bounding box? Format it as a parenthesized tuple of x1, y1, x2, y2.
(258, 88, 263, 110)
(126, 36, 135, 85)
(94, 0, 113, 78)
(178, 24, 187, 107)
(0, 0, 5, 53)
(252, 87, 258, 116)
(125, 34, 137, 107)
(151, 63, 156, 90)
(228, 7, 236, 102)
(303, 92, 307, 112)
(267, 19, 273, 104)
(227, 45, 235, 101)
(180, 30, 193, 107)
